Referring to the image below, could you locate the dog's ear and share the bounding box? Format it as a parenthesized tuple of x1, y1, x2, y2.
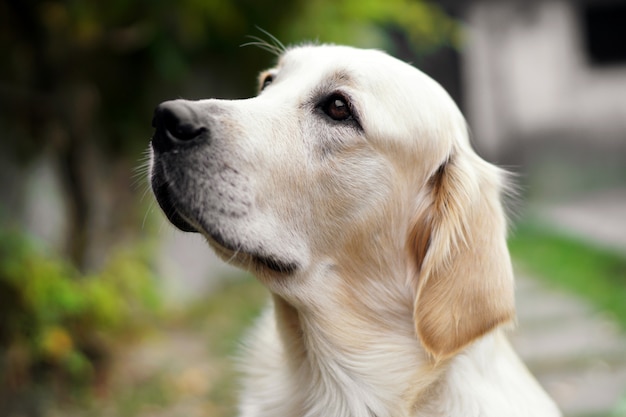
(408, 151, 515, 361)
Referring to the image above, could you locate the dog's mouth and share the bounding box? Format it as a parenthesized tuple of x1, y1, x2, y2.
(152, 178, 199, 233)
(206, 229, 299, 274)
(151, 166, 298, 275)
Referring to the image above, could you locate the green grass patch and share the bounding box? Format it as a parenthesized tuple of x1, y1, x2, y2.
(508, 220, 626, 330)
(50, 274, 268, 417)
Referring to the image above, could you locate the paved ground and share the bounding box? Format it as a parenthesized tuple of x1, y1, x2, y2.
(512, 274, 626, 417)
(513, 187, 626, 417)
(539, 188, 626, 252)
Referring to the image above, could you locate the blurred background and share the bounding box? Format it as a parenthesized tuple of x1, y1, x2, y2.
(1, 0, 625, 416)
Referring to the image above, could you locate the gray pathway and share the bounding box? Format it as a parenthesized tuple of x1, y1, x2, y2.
(538, 188, 626, 252)
(511, 274, 626, 417)
(512, 187, 626, 417)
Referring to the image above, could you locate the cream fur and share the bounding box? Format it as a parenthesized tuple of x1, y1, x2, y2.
(150, 44, 561, 417)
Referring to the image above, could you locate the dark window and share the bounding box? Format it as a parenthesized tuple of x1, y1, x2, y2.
(582, 2, 626, 65)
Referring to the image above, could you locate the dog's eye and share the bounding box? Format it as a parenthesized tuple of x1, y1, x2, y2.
(260, 74, 274, 91)
(322, 94, 352, 121)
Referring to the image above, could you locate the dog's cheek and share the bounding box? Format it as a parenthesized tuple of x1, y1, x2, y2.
(308, 152, 394, 241)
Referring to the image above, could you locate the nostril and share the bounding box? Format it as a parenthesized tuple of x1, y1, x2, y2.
(161, 105, 206, 141)
(174, 122, 206, 141)
(151, 100, 207, 152)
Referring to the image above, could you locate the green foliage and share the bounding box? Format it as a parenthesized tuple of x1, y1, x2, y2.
(284, 0, 460, 52)
(0, 230, 161, 389)
(52, 274, 267, 417)
(1, 0, 460, 158)
(509, 221, 626, 330)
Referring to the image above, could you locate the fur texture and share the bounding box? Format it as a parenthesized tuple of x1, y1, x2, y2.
(150, 44, 561, 417)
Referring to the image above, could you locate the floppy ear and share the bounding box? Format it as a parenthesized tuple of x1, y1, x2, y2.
(409, 151, 515, 361)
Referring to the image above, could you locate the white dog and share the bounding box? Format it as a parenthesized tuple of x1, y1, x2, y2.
(150, 44, 560, 417)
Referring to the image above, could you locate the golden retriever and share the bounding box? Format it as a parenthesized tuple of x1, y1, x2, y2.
(149, 44, 560, 417)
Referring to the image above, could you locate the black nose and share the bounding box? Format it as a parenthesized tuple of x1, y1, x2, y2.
(151, 100, 207, 153)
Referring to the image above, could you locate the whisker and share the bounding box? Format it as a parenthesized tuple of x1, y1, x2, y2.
(241, 28, 287, 57)
(131, 147, 153, 189)
(138, 180, 153, 203)
(132, 168, 151, 193)
(225, 248, 240, 265)
(255, 26, 286, 53)
(241, 39, 282, 56)
(157, 215, 168, 234)
(142, 198, 156, 230)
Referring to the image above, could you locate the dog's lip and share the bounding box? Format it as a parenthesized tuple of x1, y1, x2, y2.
(153, 181, 298, 274)
(152, 180, 199, 233)
(151, 162, 298, 275)
(206, 230, 299, 275)
(151, 176, 238, 250)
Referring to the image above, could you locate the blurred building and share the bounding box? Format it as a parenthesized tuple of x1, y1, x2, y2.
(462, 0, 626, 164)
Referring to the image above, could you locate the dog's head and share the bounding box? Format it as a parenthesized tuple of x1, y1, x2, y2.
(150, 44, 514, 360)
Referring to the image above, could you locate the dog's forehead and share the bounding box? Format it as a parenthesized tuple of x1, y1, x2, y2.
(274, 45, 398, 84)
(260, 44, 464, 144)
(281, 44, 389, 65)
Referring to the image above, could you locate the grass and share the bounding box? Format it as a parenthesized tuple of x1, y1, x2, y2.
(508, 220, 626, 331)
(50, 273, 268, 417)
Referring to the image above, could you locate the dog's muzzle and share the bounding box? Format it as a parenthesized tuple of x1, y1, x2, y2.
(150, 100, 210, 233)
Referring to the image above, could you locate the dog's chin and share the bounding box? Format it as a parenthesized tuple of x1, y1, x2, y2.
(152, 180, 199, 233)
(204, 232, 298, 275)
(152, 177, 298, 275)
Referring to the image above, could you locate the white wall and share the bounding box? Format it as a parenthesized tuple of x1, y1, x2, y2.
(464, 0, 626, 158)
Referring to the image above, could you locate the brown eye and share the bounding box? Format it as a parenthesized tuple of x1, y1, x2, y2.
(322, 94, 352, 121)
(261, 74, 273, 90)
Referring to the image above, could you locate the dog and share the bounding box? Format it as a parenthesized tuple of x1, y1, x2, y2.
(149, 44, 561, 417)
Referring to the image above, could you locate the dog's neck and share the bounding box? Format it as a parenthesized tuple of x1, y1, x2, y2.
(271, 268, 446, 417)
(270, 293, 543, 417)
